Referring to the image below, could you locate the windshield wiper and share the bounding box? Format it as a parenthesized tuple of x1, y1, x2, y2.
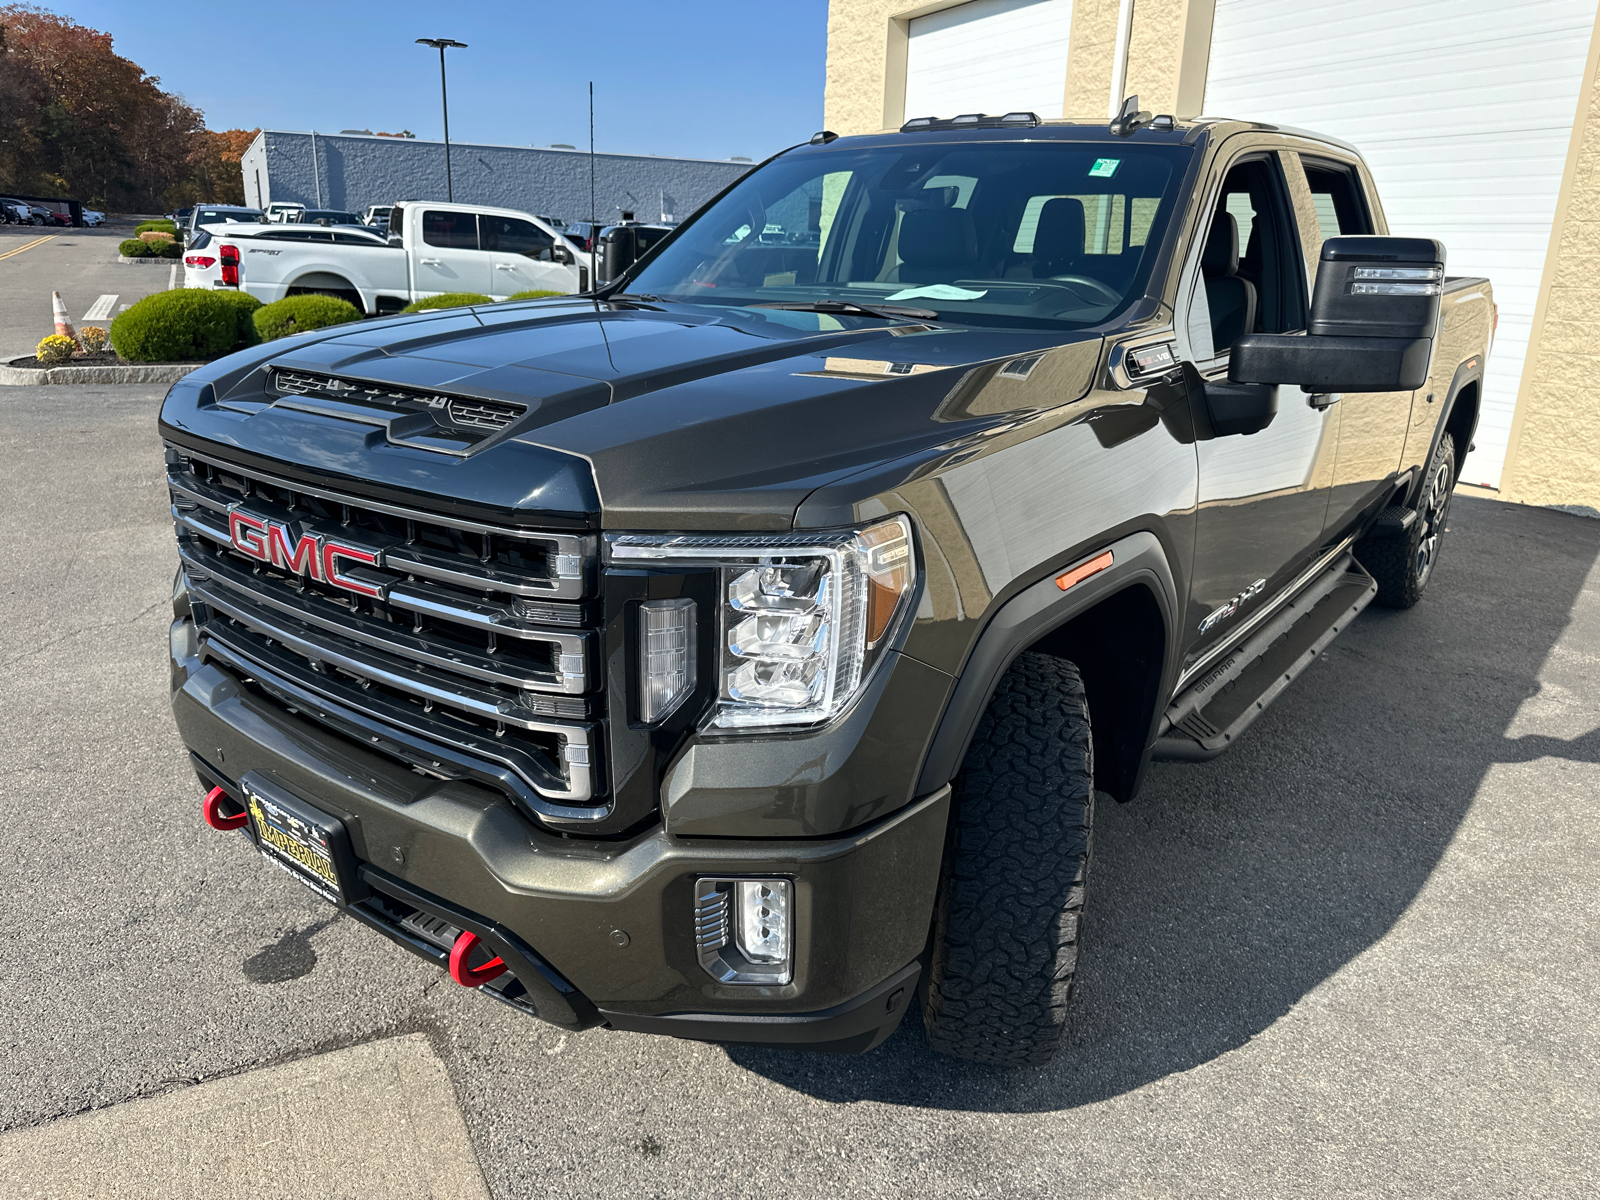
(753, 300, 939, 321)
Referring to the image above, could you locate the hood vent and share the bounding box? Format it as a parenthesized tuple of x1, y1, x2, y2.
(272, 369, 527, 433)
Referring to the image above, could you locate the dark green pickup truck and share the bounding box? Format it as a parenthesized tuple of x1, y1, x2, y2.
(163, 105, 1494, 1066)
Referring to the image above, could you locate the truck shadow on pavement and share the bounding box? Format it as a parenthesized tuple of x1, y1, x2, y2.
(727, 498, 1600, 1112)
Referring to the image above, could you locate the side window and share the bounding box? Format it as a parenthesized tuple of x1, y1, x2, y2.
(1302, 161, 1374, 239)
(1187, 155, 1309, 359)
(480, 215, 554, 258)
(420, 210, 478, 250)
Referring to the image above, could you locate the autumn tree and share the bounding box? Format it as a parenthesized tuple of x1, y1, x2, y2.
(0, 5, 248, 211)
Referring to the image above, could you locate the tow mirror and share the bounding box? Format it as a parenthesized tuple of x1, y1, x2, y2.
(550, 243, 574, 265)
(1231, 236, 1444, 392)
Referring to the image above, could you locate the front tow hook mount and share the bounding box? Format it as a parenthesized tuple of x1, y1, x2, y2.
(449, 930, 508, 988)
(202, 785, 249, 831)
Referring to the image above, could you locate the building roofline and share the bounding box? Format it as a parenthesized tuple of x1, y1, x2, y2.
(256, 130, 753, 166)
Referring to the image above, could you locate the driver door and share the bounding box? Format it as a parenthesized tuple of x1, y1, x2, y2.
(481, 214, 576, 297)
(1181, 147, 1340, 667)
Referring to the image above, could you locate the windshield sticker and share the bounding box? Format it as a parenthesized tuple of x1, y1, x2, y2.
(886, 284, 988, 302)
(1089, 158, 1121, 178)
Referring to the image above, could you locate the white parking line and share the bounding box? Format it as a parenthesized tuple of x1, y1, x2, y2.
(167, 265, 178, 291)
(83, 294, 117, 321)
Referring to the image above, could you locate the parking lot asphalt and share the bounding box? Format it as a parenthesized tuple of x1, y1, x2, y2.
(0, 383, 1596, 1198)
(0, 222, 173, 364)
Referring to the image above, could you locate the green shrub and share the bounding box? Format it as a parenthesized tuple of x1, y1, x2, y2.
(110, 289, 261, 362)
(135, 220, 178, 235)
(253, 294, 363, 341)
(119, 238, 157, 258)
(502, 289, 565, 302)
(399, 292, 492, 313)
(155, 238, 184, 258)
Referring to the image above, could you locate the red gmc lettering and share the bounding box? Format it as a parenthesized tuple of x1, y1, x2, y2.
(268, 524, 323, 579)
(228, 511, 269, 561)
(322, 543, 382, 597)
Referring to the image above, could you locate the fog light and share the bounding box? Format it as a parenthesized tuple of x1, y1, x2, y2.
(638, 597, 695, 722)
(693, 877, 792, 984)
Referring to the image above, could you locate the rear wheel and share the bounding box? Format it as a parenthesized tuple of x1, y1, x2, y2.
(1359, 435, 1456, 609)
(922, 652, 1095, 1067)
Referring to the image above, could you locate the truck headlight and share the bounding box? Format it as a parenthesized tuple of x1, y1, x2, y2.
(609, 514, 916, 729)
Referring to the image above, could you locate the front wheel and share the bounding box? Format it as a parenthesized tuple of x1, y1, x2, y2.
(1359, 435, 1456, 609)
(922, 652, 1095, 1067)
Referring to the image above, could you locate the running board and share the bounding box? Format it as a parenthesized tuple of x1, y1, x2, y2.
(1153, 554, 1377, 761)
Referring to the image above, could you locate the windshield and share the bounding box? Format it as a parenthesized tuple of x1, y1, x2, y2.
(626, 140, 1192, 330)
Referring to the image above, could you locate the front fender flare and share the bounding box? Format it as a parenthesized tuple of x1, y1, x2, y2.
(914, 529, 1180, 795)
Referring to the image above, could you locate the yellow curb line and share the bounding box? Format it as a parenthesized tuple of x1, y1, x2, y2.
(0, 234, 58, 260)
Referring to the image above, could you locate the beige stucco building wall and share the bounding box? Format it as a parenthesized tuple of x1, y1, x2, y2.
(1499, 28, 1600, 511)
(824, 0, 1600, 511)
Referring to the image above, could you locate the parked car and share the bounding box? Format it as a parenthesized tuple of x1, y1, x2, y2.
(185, 205, 266, 247)
(266, 202, 305, 224)
(32, 205, 68, 226)
(563, 219, 604, 252)
(363, 205, 393, 230)
(81, 209, 106, 227)
(183, 224, 388, 293)
(170, 206, 194, 230)
(0, 197, 33, 224)
(161, 111, 1495, 1065)
(184, 200, 589, 313)
(292, 209, 365, 227)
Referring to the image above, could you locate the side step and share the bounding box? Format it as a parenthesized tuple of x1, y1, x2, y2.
(1153, 553, 1377, 761)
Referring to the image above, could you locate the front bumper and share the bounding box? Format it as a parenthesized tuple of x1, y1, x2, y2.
(171, 627, 948, 1052)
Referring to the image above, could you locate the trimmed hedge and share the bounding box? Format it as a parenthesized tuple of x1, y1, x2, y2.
(110, 289, 261, 362)
(155, 238, 183, 258)
(254, 294, 363, 341)
(135, 220, 178, 235)
(119, 238, 157, 257)
(503, 290, 565, 301)
(399, 292, 492, 313)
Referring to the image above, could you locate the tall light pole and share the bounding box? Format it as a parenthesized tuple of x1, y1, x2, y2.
(416, 38, 467, 201)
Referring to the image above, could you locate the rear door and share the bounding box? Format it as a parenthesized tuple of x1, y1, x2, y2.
(413, 209, 489, 296)
(1179, 142, 1340, 664)
(480, 214, 573, 296)
(1289, 151, 1416, 536)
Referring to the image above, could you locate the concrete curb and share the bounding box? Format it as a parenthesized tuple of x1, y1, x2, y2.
(112, 256, 183, 267)
(0, 357, 201, 386)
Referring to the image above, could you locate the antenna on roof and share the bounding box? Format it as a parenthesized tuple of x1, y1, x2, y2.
(1109, 94, 1154, 137)
(588, 82, 596, 230)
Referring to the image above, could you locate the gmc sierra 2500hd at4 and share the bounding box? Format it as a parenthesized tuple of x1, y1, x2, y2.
(163, 103, 1494, 1066)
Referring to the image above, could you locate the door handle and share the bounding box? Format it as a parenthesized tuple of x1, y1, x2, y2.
(494, 263, 518, 271)
(1306, 392, 1341, 410)
(419, 257, 443, 266)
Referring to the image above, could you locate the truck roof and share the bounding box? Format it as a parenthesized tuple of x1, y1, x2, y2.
(841, 116, 1361, 159)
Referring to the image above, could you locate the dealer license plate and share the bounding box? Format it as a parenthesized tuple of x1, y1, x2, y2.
(240, 773, 356, 905)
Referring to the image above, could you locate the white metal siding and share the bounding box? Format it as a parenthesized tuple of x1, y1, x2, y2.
(1203, 0, 1596, 488)
(904, 0, 1075, 122)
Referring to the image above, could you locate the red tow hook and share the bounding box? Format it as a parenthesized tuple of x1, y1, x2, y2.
(449, 930, 508, 988)
(202, 785, 250, 832)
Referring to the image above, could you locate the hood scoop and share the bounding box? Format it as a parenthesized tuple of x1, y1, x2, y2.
(268, 367, 530, 457)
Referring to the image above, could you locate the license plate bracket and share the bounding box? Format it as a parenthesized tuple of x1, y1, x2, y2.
(240, 772, 362, 906)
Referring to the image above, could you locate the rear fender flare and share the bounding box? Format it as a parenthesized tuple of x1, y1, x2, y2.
(915, 530, 1179, 796)
(1408, 356, 1483, 505)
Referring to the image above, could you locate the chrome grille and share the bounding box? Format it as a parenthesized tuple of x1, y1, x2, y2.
(272, 369, 526, 432)
(168, 445, 605, 821)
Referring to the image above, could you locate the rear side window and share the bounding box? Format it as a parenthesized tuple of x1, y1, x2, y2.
(480, 215, 553, 257)
(1301, 161, 1373, 239)
(421, 210, 478, 249)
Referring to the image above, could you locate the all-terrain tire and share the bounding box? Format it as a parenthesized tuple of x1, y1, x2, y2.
(1358, 435, 1457, 609)
(922, 652, 1094, 1068)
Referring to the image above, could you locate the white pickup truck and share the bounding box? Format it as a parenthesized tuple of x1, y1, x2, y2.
(183, 201, 590, 315)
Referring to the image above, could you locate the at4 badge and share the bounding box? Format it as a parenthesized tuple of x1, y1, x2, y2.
(1200, 578, 1266, 635)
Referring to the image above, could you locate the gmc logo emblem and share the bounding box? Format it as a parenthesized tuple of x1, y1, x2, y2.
(228, 509, 383, 598)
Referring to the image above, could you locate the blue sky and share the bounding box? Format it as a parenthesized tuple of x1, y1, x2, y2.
(63, 1, 828, 162)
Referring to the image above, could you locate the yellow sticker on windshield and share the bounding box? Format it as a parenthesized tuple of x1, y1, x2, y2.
(1089, 158, 1121, 178)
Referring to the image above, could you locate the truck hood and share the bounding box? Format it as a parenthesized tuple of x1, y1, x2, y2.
(164, 299, 1106, 530)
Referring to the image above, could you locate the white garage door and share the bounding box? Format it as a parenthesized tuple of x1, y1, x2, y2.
(904, 0, 1075, 122)
(1204, 0, 1596, 489)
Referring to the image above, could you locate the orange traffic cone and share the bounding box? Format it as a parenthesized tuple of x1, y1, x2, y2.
(52, 291, 81, 349)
